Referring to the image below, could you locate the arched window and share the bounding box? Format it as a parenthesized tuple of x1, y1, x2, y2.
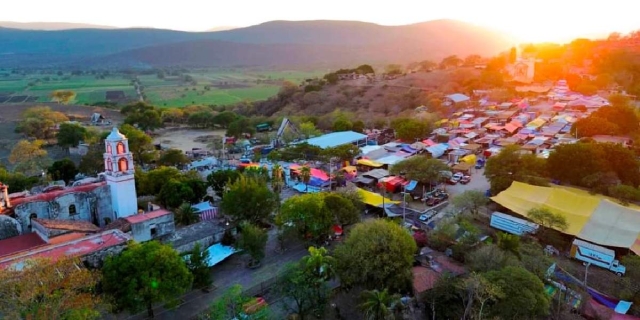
(104, 217, 112, 225)
(118, 158, 128, 172)
(106, 159, 113, 171)
(116, 142, 126, 154)
(106, 144, 112, 154)
(69, 204, 77, 216)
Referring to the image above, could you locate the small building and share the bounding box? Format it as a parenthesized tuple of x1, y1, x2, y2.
(31, 218, 100, 242)
(124, 209, 174, 243)
(444, 93, 471, 106)
(304, 131, 368, 149)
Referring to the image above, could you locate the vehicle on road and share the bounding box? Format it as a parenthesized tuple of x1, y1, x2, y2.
(475, 159, 485, 169)
(426, 197, 443, 207)
(570, 239, 625, 276)
(449, 172, 464, 184)
(419, 210, 437, 221)
(490, 211, 539, 236)
(460, 175, 471, 184)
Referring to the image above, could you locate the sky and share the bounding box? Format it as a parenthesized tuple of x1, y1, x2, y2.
(3, 0, 640, 43)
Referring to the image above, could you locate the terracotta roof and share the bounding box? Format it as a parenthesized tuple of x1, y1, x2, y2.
(32, 218, 100, 233)
(102, 218, 132, 233)
(124, 209, 172, 224)
(0, 229, 131, 270)
(0, 233, 47, 257)
(413, 267, 440, 293)
(10, 182, 106, 207)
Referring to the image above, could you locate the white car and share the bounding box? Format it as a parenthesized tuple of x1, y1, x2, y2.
(419, 210, 437, 221)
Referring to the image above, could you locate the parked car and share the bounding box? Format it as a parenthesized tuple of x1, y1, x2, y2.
(419, 210, 437, 221)
(449, 172, 464, 184)
(426, 197, 442, 207)
(460, 175, 471, 184)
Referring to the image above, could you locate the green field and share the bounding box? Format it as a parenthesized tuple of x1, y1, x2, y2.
(0, 69, 323, 107)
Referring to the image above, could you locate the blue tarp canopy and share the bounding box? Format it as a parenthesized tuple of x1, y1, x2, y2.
(183, 243, 236, 267)
(405, 180, 418, 191)
(426, 144, 448, 158)
(401, 145, 417, 154)
(292, 183, 323, 193)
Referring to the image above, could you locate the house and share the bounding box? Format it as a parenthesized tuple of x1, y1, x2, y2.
(444, 93, 470, 106)
(124, 209, 174, 242)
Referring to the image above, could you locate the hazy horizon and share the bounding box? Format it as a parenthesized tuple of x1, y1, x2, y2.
(3, 0, 639, 43)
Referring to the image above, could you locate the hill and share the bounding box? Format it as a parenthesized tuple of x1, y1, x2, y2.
(0, 21, 116, 30)
(0, 19, 514, 68)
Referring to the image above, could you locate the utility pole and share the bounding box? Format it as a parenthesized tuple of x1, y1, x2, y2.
(584, 262, 590, 287)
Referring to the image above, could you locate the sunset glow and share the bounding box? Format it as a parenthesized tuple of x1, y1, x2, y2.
(2, 0, 639, 43)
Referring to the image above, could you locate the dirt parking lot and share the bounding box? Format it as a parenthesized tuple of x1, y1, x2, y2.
(152, 128, 227, 152)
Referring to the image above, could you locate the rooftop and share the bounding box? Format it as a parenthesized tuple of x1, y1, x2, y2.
(0, 232, 46, 257)
(124, 209, 172, 224)
(32, 218, 100, 233)
(0, 229, 131, 270)
(8, 182, 106, 208)
(106, 127, 126, 141)
(445, 93, 470, 103)
(304, 131, 367, 149)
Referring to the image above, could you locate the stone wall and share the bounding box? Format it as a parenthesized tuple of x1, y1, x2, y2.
(130, 213, 175, 243)
(166, 220, 228, 254)
(83, 244, 128, 268)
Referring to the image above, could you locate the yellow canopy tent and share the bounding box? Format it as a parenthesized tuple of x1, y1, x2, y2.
(460, 154, 476, 165)
(358, 188, 399, 207)
(357, 159, 384, 168)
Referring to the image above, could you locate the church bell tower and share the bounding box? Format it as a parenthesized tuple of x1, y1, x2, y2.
(104, 127, 138, 218)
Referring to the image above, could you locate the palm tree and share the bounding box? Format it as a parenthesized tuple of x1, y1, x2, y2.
(271, 164, 284, 194)
(300, 166, 311, 192)
(359, 289, 401, 320)
(176, 202, 199, 226)
(301, 247, 336, 282)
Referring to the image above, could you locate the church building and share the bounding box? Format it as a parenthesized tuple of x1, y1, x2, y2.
(0, 127, 139, 233)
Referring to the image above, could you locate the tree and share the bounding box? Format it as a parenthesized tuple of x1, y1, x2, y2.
(335, 219, 417, 291)
(333, 118, 353, 131)
(299, 121, 321, 139)
(324, 193, 360, 225)
(300, 166, 311, 191)
(102, 241, 193, 318)
(463, 54, 483, 66)
(76, 143, 102, 174)
(47, 158, 78, 183)
(418, 60, 437, 72)
(157, 149, 190, 167)
(277, 247, 335, 320)
(221, 175, 278, 223)
(212, 111, 238, 128)
(484, 145, 548, 195)
(236, 223, 268, 267)
(161, 108, 185, 124)
(176, 202, 200, 226)
(359, 289, 401, 320)
(17, 106, 69, 140)
(483, 266, 550, 319)
(207, 284, 271, 320)
(385, 64, 403, 75)
(440, 55, 462, 69)
(390, 118, 431, 142)
(276, 193, 334, 242)
(50, 90, 76, 103)
(0, 257, 103, 320)
(121, 102, 163, 131)
(458, 272, 503, 320)
(227, 117, 255, 137)
(451, 190, 489, 216)
(527, 207, 568, 238)
(57, 122, 88, 147)
(321, 144, 360, 163)
(186, 242, 212, 289)
(466, 244, 518, 273)
(9, 139, 51, 176)
(207, 169, 241, 197)
(271, 164, 284, 195)
(520, 242, 554, 280)
(496, 232, 521, 258)
(119, 124, 154, 165)
(389, 157, 449, 188)
(158, 179, 194, 208)
(137, 166, 183, 196)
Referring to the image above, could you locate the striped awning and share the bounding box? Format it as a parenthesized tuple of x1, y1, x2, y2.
(199, 208, 218, 221)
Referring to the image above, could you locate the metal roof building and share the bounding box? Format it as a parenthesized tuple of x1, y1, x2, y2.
(305, 131, 368, 149)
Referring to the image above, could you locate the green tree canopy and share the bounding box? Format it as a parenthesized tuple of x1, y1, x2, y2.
(221, 175, 278, 223)
(57, 122, 88, 147)
(17, 106, 69, 140)
(47, 159, 78, 184)
(359, 289, 401, 320)
(185, 242, 212, 289)
(483, 266, 550, 319)
(389, 157, 450, 186)
(157, 149, 190, 167)
(237, 223, 268, 266)
(121, 102, 163, 131)
(158, 179, 195, 209)
(321, 144, 360, 163)
(207, 169, 241, 197)
(206, 284, 271, 320)
(78, 144, 106, 176)
(334, 219, 417, 292)
(102, 241, 193, 318)
(526, 207, 568, 239)
(276, 192, 335, 242)
(9, 139, 51, 176)
(451, 190, 489, 216)
(390, 118, 432, 142)
(175, 202, 200, 226)
(484, 145, 548, 195)
(324, 193, 360, 225)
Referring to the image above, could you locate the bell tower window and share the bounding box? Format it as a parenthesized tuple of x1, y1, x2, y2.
(118, 158, 128, 172)
(106, 144, 112, 154)
(116, 142, 126, 154)
(69, 204, 77, 216)
(107, 159, 113, 172)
